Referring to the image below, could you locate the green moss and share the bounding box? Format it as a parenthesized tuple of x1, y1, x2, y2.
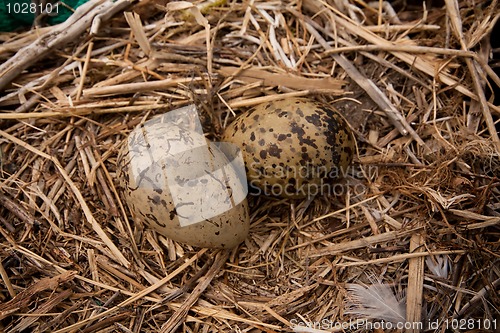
(199, 0, 228, 15)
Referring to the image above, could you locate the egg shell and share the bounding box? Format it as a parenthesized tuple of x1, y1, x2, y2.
(117, 122, 250, 249)
(222, 98, 355, 198)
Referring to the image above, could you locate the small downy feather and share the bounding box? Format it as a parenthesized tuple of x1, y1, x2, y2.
(345, 282, 406, 324)
(425, 255, 449, 278)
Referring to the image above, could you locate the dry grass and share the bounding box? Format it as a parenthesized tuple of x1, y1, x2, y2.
(0, 0, 499, 332)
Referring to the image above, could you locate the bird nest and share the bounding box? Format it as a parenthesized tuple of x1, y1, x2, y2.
(0, 0, 499, 332)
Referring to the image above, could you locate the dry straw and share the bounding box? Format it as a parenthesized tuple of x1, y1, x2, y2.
(0, 0, 499, 332)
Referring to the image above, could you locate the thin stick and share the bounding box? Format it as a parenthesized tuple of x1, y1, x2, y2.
(406, 233, 425, 332)
(76, 41, 94, 101)
(0, 261, 15, 298)
(337, 250, 466, 267)
(311, 229, 418, 257)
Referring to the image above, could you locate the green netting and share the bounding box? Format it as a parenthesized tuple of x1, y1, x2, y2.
(0, 0, 88, 32)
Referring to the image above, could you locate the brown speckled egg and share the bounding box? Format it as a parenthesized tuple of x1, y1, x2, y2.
(117, 121, 250, 249)
(222, 97, 355, 198)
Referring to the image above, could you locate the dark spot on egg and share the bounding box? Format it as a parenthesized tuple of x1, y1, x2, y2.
(290, 122, 305, 139)
(278, 134, 287, 141)
(305, 113, 321, 127)
(268, 144, 282, 158)
(277, 110, 288, 118)
(150, 195, 161, 205)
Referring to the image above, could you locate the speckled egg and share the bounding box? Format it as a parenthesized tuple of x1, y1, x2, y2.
(117, 121, 250, 249)
(222, 98, 355, 198)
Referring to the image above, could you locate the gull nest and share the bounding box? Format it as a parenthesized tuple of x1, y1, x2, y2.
(0, 0, 499, 332)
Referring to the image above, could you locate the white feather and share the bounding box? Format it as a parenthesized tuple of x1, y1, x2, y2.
(345, 282, 406, 324)
(425, 255, 449, 278)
